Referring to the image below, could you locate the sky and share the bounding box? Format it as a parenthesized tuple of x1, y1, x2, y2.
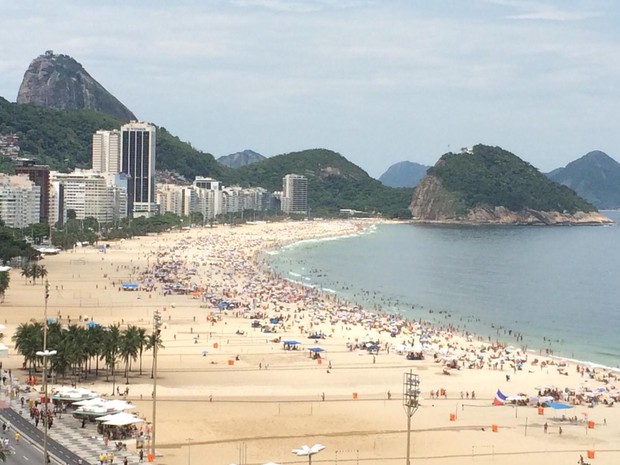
(1, 0, 619, 178)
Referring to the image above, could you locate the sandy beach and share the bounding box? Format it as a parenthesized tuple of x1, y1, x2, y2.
(2, 219, 620, 465)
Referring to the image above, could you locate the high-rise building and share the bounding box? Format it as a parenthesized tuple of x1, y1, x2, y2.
(14, 160, 50, 224)
(92, 129, 121, 174)
(120, 122, 158, 217)
(281, 174, 308, 214)
(0, 174, 41, 228)
(49, 170, 125, 226)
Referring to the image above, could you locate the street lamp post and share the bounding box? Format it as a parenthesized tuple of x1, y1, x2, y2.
(37, 280, 57, 465)
(151, 309, 162, 461)
(403, 370, 420, 465)
(186, 438, 192, 465)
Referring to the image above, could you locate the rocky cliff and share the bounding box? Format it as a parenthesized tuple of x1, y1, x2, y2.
(409, 145, 613, 225)
(16, 51, 136, 121)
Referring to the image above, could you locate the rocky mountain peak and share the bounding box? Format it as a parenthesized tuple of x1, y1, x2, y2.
(16, 51, 136, 121)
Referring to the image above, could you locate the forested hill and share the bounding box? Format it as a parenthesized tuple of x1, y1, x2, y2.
(409, 145, 600, 224)
(0, 99, 411, 217)
(426, 145, 595, 213)
(234, 148, 412, 217)
(0, 97, 228, 179)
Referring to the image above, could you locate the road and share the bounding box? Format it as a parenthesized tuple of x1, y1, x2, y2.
(0, 407, 91, 465)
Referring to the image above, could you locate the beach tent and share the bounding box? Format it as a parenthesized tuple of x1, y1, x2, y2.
(100, 412, 144, 426)
(283, 341, 301, 350)
(308, 347, 324, 353)
(543, 401, 572, 410)
(122, 283, 139, 291)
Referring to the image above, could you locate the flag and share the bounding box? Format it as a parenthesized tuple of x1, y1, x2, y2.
(493, 389, 507, 405)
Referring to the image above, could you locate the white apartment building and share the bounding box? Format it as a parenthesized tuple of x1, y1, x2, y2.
(0, 174, 40, 228)
(281, 174, 308, 214)
(156, 184, 195, 217)
(92, 129, 121, 174)
(49, 170, 127, 225)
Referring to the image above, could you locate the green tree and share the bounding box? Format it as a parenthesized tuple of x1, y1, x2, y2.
(136, 327, 149, 376)
(102, 324, 121, 395)
(120, 326, 141, 384)
(146, 332, 165, 379)
(0, 271, 9, 303)
(12, 322, 43, 376)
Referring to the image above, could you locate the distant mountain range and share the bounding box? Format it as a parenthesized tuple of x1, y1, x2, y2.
(546, 151, 620, 210)
(16, 51, 136, 121)
(379, 161, 429, 188)
(217, 149, 265, 168)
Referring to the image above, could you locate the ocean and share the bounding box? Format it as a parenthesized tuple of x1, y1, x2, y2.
(265, 211, 620, 369)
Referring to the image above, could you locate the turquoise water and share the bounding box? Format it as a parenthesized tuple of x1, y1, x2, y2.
(266, 212, 620, 368)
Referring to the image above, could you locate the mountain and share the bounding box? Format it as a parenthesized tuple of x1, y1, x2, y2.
(16, 51, 136, 121)
(234, 148, 412, 217)
(379, 161, 429, 187)
(217, 149, 265, 168)
(409, 144, 610, 225)
(546, 151, 620, 210)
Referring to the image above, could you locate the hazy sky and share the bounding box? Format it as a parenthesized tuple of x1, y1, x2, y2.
(1, 0, 619, 178)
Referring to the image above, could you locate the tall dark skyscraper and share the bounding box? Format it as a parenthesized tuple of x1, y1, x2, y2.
(15, 160, 50, 224)
(120, 122, 157, 217)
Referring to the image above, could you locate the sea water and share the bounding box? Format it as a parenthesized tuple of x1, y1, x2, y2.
(266, 212, 620, 368)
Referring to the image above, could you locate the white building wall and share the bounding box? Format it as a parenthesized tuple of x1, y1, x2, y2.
(0, 174, 40, 228)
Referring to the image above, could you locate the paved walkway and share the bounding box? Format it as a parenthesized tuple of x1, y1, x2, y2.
(0, 388, 143, 465)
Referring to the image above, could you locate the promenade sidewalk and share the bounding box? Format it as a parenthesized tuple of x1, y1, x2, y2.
(1, 387, 142, 465)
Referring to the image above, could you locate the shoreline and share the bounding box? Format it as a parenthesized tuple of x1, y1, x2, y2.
(2, 218, 620, 465)
(267, 221, 620, 371)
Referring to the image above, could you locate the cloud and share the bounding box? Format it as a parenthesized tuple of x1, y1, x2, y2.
(480, 0, 604, 21)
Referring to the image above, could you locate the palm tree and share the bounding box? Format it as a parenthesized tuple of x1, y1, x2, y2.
(86, 324, 105, 377)
(57, 325, 87, 385)
(20, 263, 47, 285)
(136, 327, 148, 375)
(20, 265, 32, 284)
(0, 271, 9, 303)
(12, 322, 43, 376)
(146, 331, 165, 379)
(102, 325, 121, 395)
(120, 326, 141, 384)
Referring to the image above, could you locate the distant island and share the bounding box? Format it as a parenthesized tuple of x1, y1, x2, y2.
(409, 145, 612, 225)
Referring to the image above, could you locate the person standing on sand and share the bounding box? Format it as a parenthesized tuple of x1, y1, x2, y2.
(544, 422, 548, 433)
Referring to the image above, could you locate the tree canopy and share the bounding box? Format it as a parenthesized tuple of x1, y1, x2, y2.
(427, 145, 595, 214)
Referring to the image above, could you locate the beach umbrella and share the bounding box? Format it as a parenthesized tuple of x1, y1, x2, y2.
(292, 444, 326, 465)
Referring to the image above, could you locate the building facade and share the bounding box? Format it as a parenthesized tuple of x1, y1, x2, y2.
(281, 174, 308, 214)
(120, 122, 158, 217)
(0, 174, 41, 228)
(92, 129, 121, 174)
(14, 160, 50, 224)
(49, 170, 127, 226)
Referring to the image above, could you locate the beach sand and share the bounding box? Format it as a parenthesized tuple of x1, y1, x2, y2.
(2, 220, 619, 465)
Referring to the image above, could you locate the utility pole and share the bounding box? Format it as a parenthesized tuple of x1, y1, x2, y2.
(403, 371, 420, 465)
(151, 309, 162, 460)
